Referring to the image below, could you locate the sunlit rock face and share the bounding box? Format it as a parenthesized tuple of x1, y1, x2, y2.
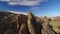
(27, 12, 43, 34)
(0, 11, 57, 34)
(18, 14, 28, 34)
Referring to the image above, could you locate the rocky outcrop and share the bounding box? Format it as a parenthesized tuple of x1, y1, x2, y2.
(0, 11, 57, 34)
(0, 12, 18, 34)
(27, 12, 42, 34)
(18, 14, 28, 34)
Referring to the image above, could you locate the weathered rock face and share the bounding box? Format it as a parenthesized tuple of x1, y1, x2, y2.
(18, 14, 28, 34)
(0, 12, 18, 34)
(27, 12, 42, 34)
(0, 11, 57, 34)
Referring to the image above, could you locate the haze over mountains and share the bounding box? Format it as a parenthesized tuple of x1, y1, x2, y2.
(0, 10, 60, 34)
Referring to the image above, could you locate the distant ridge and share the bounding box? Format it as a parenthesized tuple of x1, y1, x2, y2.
(0, 10, 27, 15)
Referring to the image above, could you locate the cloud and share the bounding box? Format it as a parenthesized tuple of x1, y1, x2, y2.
(0, 0, 47, 6)
(0, 0, 10, 2)
(30, 7, 40, 11)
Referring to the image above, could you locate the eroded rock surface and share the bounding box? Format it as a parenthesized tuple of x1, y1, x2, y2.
(0, 11, 57, 34)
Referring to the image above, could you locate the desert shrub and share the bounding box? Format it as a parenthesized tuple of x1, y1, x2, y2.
(48, 18, 51, 21)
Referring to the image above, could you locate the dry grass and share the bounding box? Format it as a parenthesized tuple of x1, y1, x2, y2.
(50, 19, 60, 33)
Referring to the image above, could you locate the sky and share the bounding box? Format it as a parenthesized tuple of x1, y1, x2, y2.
(0, 0, 60, 17)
